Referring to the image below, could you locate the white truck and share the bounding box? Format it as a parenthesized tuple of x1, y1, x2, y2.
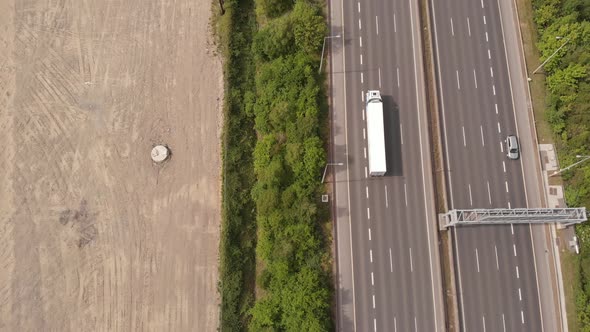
(365, 90, 387, 176)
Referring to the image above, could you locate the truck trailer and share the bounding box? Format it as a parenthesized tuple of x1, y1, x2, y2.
(365, 90, 387, 176)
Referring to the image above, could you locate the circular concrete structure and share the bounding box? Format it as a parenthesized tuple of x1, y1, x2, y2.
(151, 145, 170, 163)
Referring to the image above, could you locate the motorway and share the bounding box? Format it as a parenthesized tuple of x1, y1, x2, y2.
(429, 0, 545, 330)
(329, 0, 445, 329)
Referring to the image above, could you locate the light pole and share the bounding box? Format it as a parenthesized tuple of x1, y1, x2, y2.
(529, 36, 570, 78)
(550, 154, 590, 177)
(322, 162, 344, 183)
(319, 34, 341, 74)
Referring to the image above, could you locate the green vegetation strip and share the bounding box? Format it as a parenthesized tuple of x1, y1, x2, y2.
(531, 0, 590, 328)
(217, 0, 333, 329)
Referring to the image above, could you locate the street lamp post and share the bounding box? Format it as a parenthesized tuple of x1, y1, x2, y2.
(322, 162, 344, 183)
(550, 154, 590, 177)
(530, 36, 570, 78)
(319, 34, 341, 74)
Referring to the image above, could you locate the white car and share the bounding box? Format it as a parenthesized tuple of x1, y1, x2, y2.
(506, 135, 519, 160)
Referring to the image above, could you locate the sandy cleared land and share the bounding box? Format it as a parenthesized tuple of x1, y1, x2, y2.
(0, 0, 222, 331)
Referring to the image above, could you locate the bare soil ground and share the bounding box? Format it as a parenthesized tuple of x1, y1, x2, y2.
(0, 0, 223, 331)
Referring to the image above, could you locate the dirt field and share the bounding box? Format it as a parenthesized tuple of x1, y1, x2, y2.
(0, 0, 223, 331)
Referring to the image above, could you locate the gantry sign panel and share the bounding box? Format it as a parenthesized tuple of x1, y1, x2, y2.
(439, 208, 587, 229)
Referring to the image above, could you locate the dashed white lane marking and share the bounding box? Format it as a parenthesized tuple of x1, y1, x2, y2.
(362, 108, 365, 120)
(484, 15, 487, 25)
(365, 166, 368, 178)
(374, 318, 377, 332)
(364, 147, 367, 159)
(369, 228, 372, 241)
(371, 272, 374, 286)
(370, 249, 373, 262)
(404, 183, 408, 206)
(485, 31, 489, 42)
(394, 13, 397, 33)
(462, 126, 466, 146)
(482, 316, 486, 332)
(518, 287, 522, 301)
(363, 128, 366, 140)
(511, 224, 514, 234)
(385, 185, 389, 207)
(497, 122, 501, 133)
(456, 70, 461, 89)
(503, 160, 506, 172)
(505, 180, 509, 192)
(362, 90, 365, 102)
(521, 310, 525, 324)
(360, 36, 363, 47)
(366, 186, 369, 198)
(480, 125, 485, 146)
(400, 123, 404, 144)
(372, 294, 375, 308)
(481, 0, 484, 8)
(476, 248, 480, 272)
(397, 67, 400, 87)
(495, 245, 499, 270)
(500, 140, 504, 152)
(414, 317, 418, 332)
(467, 17, 471, 36)
(358, 2, 360, 12)
(361, 72, 364, 83)
(450, 17, 455, 36)
(513, 243, 517, 256)
(487, 181, 492, 204)
(516, 265, 520, 278)
(495, 103, 499, 114)
(359, 19, 362, 30)
(490, 66, 494, 77)
(409, 247, 414, 272)
(473, 69, 478, 89)
(360, 54, 363, 65)
(493, 84, 496, 95)
(376, 16, 379, 35)
(394, 317, 397, 332)
(502, 314, 506, 332)
(378, 67, 382, 88)
(389, 248, 393, 272)
(488, 49, 492, 59)
(367, 207, 371, 219)
(468, 184, 473, 206)
(508, 201, 511, 209)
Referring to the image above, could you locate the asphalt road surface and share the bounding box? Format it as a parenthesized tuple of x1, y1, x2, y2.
(429, 0, 544, 330)
(329, 0, 445, 329)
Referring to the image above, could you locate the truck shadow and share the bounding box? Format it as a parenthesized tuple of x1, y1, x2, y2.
(382, 95, 403, 176)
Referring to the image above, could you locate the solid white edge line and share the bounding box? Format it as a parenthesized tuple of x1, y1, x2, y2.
(453, 227, 466, 330)
(410, 0, 439, 326)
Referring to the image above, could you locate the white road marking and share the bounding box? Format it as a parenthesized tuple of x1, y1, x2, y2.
(462, 126, 466, 146)
(372, 294, 375, 308)
(490, 66, 494, 77)
(502, 314, 506, 332)
(500, 140, 504, 152)
(483, 15, 487, 25)
(495, 103, 498, 114)
(369, 228, 372, 241)
(409, 247, 414, 272)
(362, 91, 365, 102)
(505, 181, 509, 192)
(503, 161, 506, 172)
(376, 16, 379, 35)
(508, 201, 511, 209)
(365, 166, 368, 178)
(370, 249, 373, 262)
(487, 181, 492, 204)
(363, 128, 366, 140)
(374, 318, 377, 332)
(358, 2, 360, 12)
(361, 72, 364, 83)
(366, 186, 369, 198)
(468, 184, 473, 206)
(497, 122, 501, 133)
(474, 69, 478, 89)
(511, 224, 514, 234)
(389, 248, 393, 272)
(394, 317, 397, 332)
(360, 54, 363, 65)
(521, 310, 525, 324)
(456, 70, 461, 89)
(362, 108, 365, 120)
(482, 316, 486, 332)
(359, 19, 362, 30)
(404, 183, 408, 206)
(476, 248, 480, 272)
(364, 147, 367, 159)
(371, 272, 374, 286)
(414, 317, 418, 332)
(481, 0, 484, 8)
(513, 243, 517, 256)
(360, 36, 363, 47)
(480, 125, 485, 146)
(394, 13, 397, 33)
(493, 85, 496, 95)
(488, 49, 492, 59)
(378, 68, 382, 88)
(367, 207, 370, 219)
(519, 287, 522, 301)
(516, 265, 520, 278)
(397, 67, 400, 87)
(495, 245, 499, 270)
(400, 123, 404, 144)
(385, 185, 389, 208)
(485, 31, 489, 42)
(467, 17, 471, 36)
(450, 17, 455, 36)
